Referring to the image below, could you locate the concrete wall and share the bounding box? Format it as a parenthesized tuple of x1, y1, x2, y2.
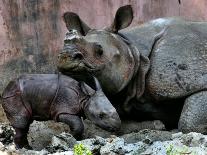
(0, 0, 206, 91)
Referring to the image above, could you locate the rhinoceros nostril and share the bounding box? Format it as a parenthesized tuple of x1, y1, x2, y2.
(72, 52, 83, 60)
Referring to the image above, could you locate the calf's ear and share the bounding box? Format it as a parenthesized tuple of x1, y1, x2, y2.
(108, 5, 133, 33)
(63, 12, 91, 35)
(93, 77, 102, 91)
(80, 82, 95, 96)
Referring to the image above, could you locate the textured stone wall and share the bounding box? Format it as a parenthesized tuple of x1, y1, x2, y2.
(0, 0, 206, 92)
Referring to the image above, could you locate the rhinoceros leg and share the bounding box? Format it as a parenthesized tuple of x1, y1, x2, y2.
(58, 114, 84, 140)
(2, 95, 32, 149)
(178, 91, 207, 133)
(14, 126, 32, 149)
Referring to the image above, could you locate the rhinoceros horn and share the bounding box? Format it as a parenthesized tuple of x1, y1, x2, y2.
(80, 82, 95, 96)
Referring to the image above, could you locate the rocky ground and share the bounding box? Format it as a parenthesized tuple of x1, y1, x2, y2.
(0, 121, 206, 155)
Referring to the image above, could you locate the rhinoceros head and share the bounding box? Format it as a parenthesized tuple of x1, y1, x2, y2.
(81, 78, 121, 132)
(57, 5, 137, 95)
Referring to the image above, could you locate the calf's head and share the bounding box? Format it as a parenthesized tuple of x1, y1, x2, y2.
(57, 5, 136, 95)
(80, 78, 121, 132)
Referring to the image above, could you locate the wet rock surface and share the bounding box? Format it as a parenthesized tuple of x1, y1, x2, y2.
(0, 123, 207, 154)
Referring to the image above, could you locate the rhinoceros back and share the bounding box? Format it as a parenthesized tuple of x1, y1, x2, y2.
(146, 22, 207, 100)
(121, 18, 185, 57)
(19, 74, 58, 119)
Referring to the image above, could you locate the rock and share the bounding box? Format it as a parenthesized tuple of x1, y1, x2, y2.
(0, 142, 5, 150)
(0, 123, 207, 154)
(121, 129, 172, 144)
(141, 140, 207, 155)
(6, 144, 16, 152)
(46, 132, 76, 153)
(100, 137, 126, 155)
(79, 136, 107, 154)
(28, 121, 70, 150)
(100, 137, 148, 155)
(0, 123, 74, 155)
(0, 123, 14, 145)
(48, 151, 73, 155)
(17, 149, 49, 155)
(0, 105, 8, 123)
(172, 132, 207, 148)
(118, 120, 165, 135)
(141, 141, 169, 155)
(0, 151, 10, 155)
(83, 119, 166, 139)
(83, 119, 114, 138)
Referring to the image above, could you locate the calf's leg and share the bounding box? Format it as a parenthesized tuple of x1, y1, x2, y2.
(58, 114, 84, 140)
(178, 91, 207, 133)
(2, 95, 32, 149)
(14, 125, 32, 149)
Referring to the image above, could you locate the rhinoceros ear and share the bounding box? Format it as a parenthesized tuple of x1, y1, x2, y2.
(63, 12, 91, 36)
(93, 77, 102, 91)
(109, 5, 133, 33)
(80, 82, 95, 96)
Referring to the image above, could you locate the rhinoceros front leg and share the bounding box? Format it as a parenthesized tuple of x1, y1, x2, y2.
(14, 126, 32, 149)
(178, 91, 207, 133)
(58, 114, 84, 140)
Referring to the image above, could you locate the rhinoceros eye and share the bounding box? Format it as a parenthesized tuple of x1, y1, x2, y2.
(94, 43, 103, 57)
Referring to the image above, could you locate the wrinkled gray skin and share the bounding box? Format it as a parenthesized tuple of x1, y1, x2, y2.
(57, 5, 207, 133)
(1, 74, 120, 149)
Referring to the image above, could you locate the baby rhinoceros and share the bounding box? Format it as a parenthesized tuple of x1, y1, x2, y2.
(1, 74, 121, 149)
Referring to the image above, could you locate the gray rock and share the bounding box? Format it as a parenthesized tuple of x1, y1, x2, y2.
(122, 129, 172, 144)
(28, 121, 70, 150)
(0, 123, 14, 145)
(79, 136, 107, 154)
(141, 141, 169, 155)
(172, 132, 207, 147)
(100, 137, 126, 155)
(18, 149, 49, 155)
(83, 119, 165, 139)
(48, 151, 73, 155)
(46, 132, 76, 153)
(0, 123, 207, 155)
(118, 120, 165, 135)
(83, 119, 115, 138)
(100, 137, 148, 155)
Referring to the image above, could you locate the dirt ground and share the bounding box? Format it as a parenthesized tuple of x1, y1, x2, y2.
(0, 103, 8, 123)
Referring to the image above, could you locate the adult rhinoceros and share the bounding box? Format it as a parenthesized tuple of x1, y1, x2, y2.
(57, 5, 207, 132)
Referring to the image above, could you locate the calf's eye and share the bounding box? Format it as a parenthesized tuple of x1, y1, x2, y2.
(94, 44, 103, 57)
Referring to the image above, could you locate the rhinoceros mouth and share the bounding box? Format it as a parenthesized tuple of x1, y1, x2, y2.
(58, 59, 104, 74)
(76, 63, 104, 73)
(81, 60, 105, 73)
